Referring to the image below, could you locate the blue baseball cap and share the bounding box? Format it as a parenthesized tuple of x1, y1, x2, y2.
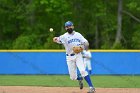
(65, 21, 73, 27)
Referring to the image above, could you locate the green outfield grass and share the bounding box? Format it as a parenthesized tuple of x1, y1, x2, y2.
(0, 75, 140, 88)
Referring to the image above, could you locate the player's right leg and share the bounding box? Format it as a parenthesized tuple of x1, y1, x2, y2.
(76, 69, 84, 89)
(77, 74, 83, 89)
(76, 54, 95, 93)
(67, 60, 77, 80)
(66, 56, 83, 89)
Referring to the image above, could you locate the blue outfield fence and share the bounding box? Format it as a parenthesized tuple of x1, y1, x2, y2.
(0, 50, 140, 75)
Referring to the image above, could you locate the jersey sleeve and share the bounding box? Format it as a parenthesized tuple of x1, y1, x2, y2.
(77, 33, 89, 49)
(78, 33, 88, 44)
(56, 35, 65, 44)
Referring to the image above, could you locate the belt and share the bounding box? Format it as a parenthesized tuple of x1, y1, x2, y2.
(66, 54, 75, 56)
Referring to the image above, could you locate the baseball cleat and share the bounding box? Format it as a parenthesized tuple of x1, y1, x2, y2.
(87, 87, 96, 93)
(78, 79, 83, 89)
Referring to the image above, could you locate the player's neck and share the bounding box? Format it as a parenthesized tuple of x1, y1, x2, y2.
(68, 31, 75, 35)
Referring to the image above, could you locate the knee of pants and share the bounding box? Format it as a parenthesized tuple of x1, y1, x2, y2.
(70, 75, 77, 80)
(80, 71, 88, 77)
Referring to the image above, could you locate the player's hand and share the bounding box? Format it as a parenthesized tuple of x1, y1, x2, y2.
(73, 46, 83, 54)
(53, 37, 58, 42)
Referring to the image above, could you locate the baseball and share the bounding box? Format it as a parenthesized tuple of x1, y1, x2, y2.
(49, 28, 53, 32)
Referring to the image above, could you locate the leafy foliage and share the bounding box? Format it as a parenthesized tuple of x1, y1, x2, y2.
(0, 0, 140, 49)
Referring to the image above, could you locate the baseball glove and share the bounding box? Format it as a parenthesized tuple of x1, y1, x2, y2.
(73, 46, 83, 54)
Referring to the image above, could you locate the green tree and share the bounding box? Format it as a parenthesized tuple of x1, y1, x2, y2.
(0, 0, 140, 49)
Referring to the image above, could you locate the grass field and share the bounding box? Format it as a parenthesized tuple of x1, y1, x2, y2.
(0, 75, 140, 88)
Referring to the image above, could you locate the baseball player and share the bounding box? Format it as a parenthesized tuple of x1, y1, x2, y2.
(83, 48, 92, 75)
(53, 21, 95, 93)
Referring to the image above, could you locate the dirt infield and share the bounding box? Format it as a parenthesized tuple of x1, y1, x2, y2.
(0, 86, 140, 93)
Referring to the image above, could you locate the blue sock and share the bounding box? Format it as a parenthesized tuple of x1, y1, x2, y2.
(77, 75, 83, 80)
(89, 70, 92, 75)
(84, 75, 93, 87)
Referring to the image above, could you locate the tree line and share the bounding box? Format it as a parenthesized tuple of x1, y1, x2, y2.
(0, 0, 140, 49)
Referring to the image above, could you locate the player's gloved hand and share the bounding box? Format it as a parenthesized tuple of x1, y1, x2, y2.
(73, 46, 83, 54)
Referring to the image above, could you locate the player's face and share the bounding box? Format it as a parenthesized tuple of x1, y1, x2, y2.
(65, 26, 74, 30)
(65, 26, 74, 34)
